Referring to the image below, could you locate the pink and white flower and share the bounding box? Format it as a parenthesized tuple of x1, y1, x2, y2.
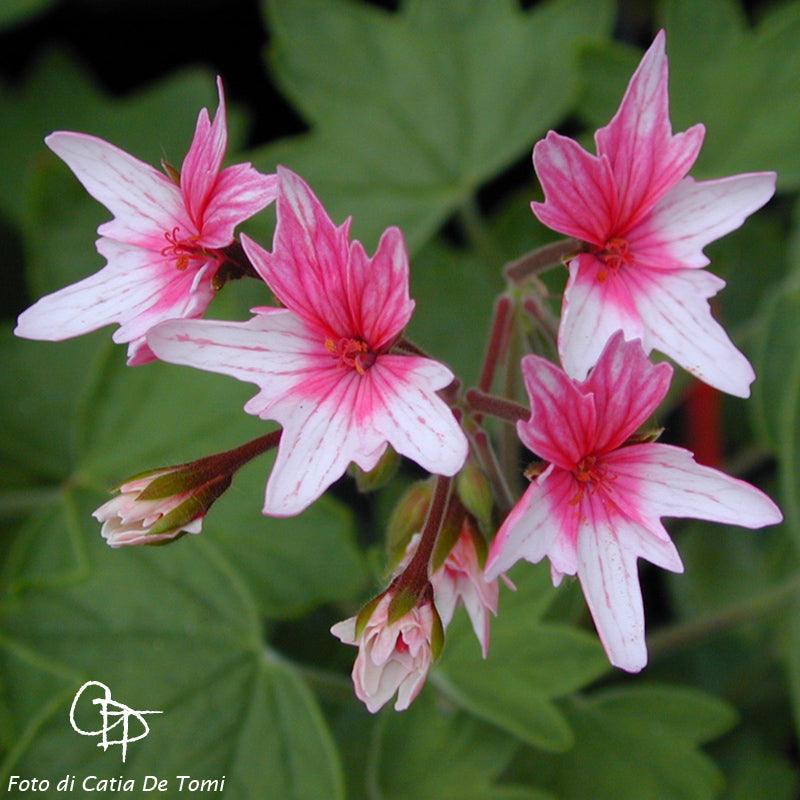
(331, 593, 439, 713)
(15, 78, 277, 365)
(431, 523, 499, 658)
(531, 31, 775, 397)
(484, 332, 781, 672)
(147, 167, 467, 516)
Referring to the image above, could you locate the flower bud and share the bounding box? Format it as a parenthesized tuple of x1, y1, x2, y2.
(331, 591, 440, 713)
(385, 480, 433, 566)
(456, 460, 494, 535)
(350, 446, 400, 493)
(93, 468, 231, 548)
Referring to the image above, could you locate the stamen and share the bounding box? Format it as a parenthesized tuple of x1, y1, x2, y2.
(594, 237, 631, 282)
(326, 337, 375, 374)
(569, 454, 615, 505)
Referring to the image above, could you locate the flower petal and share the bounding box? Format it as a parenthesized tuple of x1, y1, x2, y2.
(581, 331, 672, 453)
(594, 30, 705, 230)
(604, 443, 783, 529)
(15, 239, 213, 347)
(45, 131, 188, 247)
(576, 500, 648, 672)
(485, 467, 578, 580)
(629, 173, 777, 270)
(531, 131, 617, 245)
(199, 163, 278, 249)
(628, 267, 755, 397)
(366, 355, 467, 476)
(517, 354, 597, 469)
(181, 76, 228, 229)
(242, 168, 353, 338)
(347, 227, 415, 350)
(558, 254, 646, 381)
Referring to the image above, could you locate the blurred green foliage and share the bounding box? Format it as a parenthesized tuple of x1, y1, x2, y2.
(1, 0, 800, 798)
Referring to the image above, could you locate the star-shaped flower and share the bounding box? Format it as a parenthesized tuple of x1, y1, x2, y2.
(532, 31, 775, 397)
(484, 332, 781, 672)
(16, 77, 276, 365)
(147, 167, 467, 516)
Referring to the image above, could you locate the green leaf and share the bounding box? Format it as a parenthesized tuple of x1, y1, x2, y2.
(253, 0, 614, 252)
(511, 684, 736, 800)
(434, 564, 608, 751)
(0, 0, 54, 30)
(369, 688, 551, 800)
(211, 459, 368, 619)
(578, 0, 800, 191)
(753, 290, 800, 546)
(0, 490, 344, 799)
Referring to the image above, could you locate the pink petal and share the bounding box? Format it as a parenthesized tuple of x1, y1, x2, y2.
(45, 132, 189, 247)
(531, 131, 617, 245)
(485, 467, 578, 580)
(558, 254, 646, 381)
(628, 267, 755, 397)
(581, 331, 672, 453)
(242, 168, 353, 338)
(629, 173, 777, 270)
(517, 354, 597, 469)
(576, 500, 648, 672)
(366, 355, 467, 477)
(199, 164, 278, 249)
(347, 227, 415, 350)
(181, 76, 228, 229)
(604, 443, 783, 529)
(594, 31, 705, 231)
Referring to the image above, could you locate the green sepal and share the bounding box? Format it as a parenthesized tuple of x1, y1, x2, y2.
(350, 447, 400, 493)
(456, 461, 494, 535)
(146, 475, 231, 537)
(625, 427, 665, 445)
(387, 587, 418, 625)
(430, 496, 466, 574)
(161, 158, 181, 185)
(137, 464, 219, 501)
(355, 593, 384, 639)
(386, 479, 433, 566)
(429, 604, 445, 662)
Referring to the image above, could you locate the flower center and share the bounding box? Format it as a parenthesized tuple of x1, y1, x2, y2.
(594, 237, 631, 283)
(569, 454, 614, 505)
(325, 337, 376, 375)
(161, 227, 208, 272)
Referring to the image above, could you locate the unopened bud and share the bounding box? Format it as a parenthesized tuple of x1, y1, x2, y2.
(386, 480, 433, 565)
(456, 461, 494, 534)
(93, 468, 231, 548)
(350, 447, 400, 493)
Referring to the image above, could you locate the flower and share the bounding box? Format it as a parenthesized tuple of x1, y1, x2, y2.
(93, 469, 230, 548)
(147, 167, 468, 516)
(331, 592, 441, 713)
(484, 332, 782, 672)
(15, 77, 277, 365)
(431, 521, 499, 658)
(531, 31, 775, 397)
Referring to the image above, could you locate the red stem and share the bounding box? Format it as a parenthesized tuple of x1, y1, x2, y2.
(466, 389, 529, 424)
(504, 238, 581, 284)
(478, 295, 513, 393)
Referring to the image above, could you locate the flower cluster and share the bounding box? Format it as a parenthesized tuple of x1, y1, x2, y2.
(15, 32, 782, 713)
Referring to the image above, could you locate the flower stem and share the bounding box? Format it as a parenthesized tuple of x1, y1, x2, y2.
(478, 295, 514, 394)
(397, 475, 452, 592)
(504, 238, 581, 284)
(522, 295, 559, 343)
(466, 389, 529, 424)
(648, 571, 800, 659)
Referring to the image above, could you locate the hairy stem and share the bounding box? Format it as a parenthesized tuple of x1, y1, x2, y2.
(504, 238, 581, 284)
(466, 389, 529, 423)
(478, 295, 514, 394)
